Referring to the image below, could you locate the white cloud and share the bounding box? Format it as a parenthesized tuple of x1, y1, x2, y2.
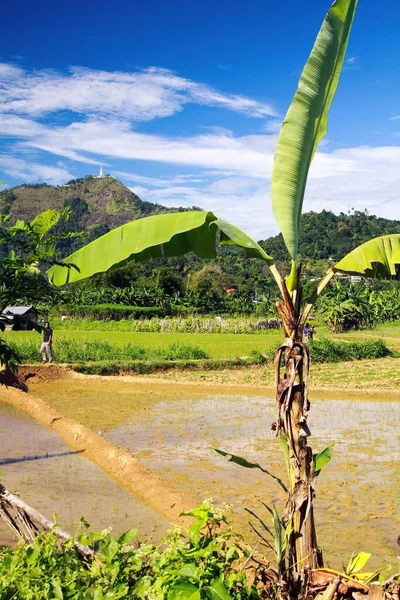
(0, 63, 276, 121)
(0, 60, 399, 240)
(346, 56, 357, 64)
(0, 155, 74, 184)
(128, 181, 273, 240)
(3, 117, 277, 176)
(115, 170, 205, 187)
(263, 120, 283, 134)
(390, 115, 400, 121)
(128, 144, 400, 239)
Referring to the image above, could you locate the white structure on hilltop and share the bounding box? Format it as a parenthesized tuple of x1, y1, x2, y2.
(95, 165, 114, 179)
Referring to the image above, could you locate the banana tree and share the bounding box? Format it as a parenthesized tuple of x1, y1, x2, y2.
(48, 0, 400, 579)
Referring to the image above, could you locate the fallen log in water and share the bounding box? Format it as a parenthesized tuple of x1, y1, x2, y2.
(0, 483, 94, 560)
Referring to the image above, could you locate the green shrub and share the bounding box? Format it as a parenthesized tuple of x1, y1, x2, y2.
(159, 343, 208, 360)
(0, 503, 262, 599)
(248, 349, 269, 364)
(310, 338, 390, 363)
(71, 358, 249, 375)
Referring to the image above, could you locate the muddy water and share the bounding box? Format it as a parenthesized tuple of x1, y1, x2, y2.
(0, 402, 170, 547)
(1, 384, 399, 570)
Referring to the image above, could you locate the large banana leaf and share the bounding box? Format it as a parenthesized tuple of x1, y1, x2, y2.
(214, 217, 273, 260)
(271, 0, 358, 260)
(47, 211, 273, 286)
(333, 235, 400, 279)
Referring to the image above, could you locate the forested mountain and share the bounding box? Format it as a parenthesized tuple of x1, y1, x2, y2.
(260, 210, 400, 263)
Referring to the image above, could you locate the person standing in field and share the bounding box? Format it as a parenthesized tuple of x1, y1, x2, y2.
(40, 321, 53, 363)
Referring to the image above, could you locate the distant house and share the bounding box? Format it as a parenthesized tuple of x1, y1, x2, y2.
(1, 306, 39, 330)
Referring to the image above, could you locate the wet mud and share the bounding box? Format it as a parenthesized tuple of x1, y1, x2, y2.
(1, 378, 399, 570)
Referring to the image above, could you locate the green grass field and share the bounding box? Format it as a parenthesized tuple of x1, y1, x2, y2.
(4, 322, 400, 359)
(4, 329, 283, 359)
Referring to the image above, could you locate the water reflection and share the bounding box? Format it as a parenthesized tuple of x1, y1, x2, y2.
(106, 394, 400, 568)
(1, 393, 399, 569)
(0, 450, 79, 466)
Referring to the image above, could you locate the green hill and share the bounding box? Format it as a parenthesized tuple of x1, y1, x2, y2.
(0, 175, 197, 256)
(0, 175, 179, 225)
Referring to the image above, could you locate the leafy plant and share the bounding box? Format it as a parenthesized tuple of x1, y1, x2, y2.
(317, 281, 400, 331)
(0, 504, 262, 599)
(346, 551, 372, 576)
(57, 304, 166, 320)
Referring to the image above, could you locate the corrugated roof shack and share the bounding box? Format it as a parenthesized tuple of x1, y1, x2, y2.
(1, 306, 39, 331)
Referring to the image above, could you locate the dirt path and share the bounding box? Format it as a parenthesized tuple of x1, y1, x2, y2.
(12, 362, 400, 401)
(0, 385, 196, 530)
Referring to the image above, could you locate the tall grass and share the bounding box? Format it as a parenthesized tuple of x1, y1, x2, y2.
(8, 339, 209, 363)
(9, 337, 391, 367)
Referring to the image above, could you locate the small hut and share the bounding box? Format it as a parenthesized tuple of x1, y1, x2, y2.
(1, 306, 39, 330)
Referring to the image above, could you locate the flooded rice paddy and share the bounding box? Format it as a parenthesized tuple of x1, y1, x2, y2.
(1, 380, 399, 570)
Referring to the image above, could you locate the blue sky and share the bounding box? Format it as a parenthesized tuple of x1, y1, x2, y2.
(1, 0, 400, 239)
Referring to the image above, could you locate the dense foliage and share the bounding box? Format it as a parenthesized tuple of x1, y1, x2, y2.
(317, 280, 400, 331)
(3, 184, 400, 326)
(56, 305, 166, 320)
(0, 211, 74, 310)
(49, 283, 276, 318)
(43, 210, 399, 323)
(310, 338, 390, 362)
(261, 210, 400, 263)
(3, 176, 400, 321)
(0, 504, 262, 600)
(47, 279, 400, 331)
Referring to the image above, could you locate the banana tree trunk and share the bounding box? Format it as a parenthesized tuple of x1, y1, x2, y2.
(274, 279, 323, 580)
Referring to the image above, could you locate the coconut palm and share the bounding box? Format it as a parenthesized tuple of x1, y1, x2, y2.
(48, 0, 400, 579)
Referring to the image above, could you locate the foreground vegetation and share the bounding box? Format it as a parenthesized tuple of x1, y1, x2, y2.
(1, 494, 399, 600)
(0, 504, 264, 600)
